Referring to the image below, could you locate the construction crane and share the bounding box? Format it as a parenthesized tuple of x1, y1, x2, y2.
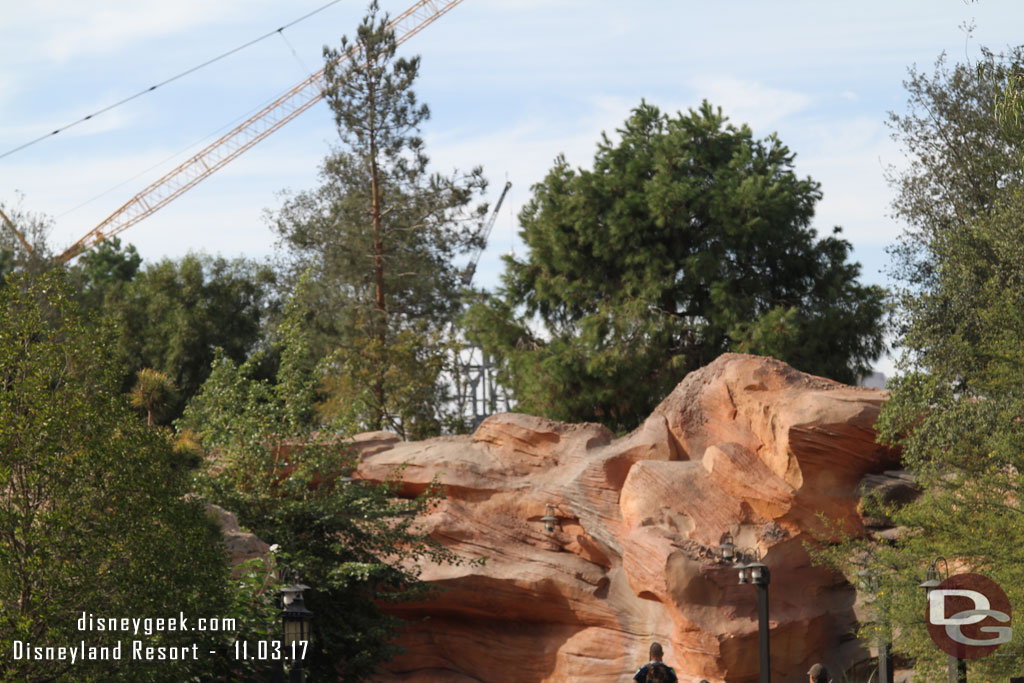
(56, 0, 466, 264)
(0, 207, 33, 256)
(451, 180, 513, 428)
(462, 180, 511, 285)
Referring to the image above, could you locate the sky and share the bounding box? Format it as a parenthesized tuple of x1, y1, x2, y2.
(2, 0, 1023, 377)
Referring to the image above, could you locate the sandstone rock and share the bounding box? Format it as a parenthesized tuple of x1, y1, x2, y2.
(205, 503, 270, 569)
(857, 470, 921, 528)
(353, 354, 897, 682)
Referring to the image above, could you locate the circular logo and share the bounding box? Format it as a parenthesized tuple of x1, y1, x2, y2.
(926, 573, 1012, 659)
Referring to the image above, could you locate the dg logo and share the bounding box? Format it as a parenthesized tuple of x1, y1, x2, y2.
(926, 573, 1012, 659)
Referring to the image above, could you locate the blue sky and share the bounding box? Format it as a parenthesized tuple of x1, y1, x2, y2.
(2, 1, 1023, 375)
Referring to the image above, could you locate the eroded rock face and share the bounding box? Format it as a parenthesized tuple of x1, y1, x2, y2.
(354, 354, 897, 682)
(205, 503, 270, 570)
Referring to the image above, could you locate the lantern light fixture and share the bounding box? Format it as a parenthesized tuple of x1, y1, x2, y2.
(718, 532, 736, 564)
(540, 504, 560, 534)
(279, 581, 313, 681)
(919, 556, 948, 592)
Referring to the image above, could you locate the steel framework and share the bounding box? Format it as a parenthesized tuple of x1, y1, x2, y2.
(57, 0, 465, 263)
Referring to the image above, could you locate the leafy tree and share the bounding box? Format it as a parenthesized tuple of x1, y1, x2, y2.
(818, 47, 1024, 682)
(0, 270, 234, 682)
(271, 0, 486, 438)
(180, 286, 466, 680)
(466, 101, 887, 431)
(886, 47, 1024, 293)
(71, 251, 276, 423)
(69, 236, 142, 308)
(0, 199, 54, 278)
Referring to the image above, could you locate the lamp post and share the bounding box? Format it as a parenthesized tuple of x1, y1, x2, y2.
(540, 504, 560, 534)
(747, 552, 771, 683)
(281, 583, 313, 683)
(718, 535, 771, 683)
(856, 568, 893, 683)
(919, 557, 965, 683)
(717, 533, 735, 564)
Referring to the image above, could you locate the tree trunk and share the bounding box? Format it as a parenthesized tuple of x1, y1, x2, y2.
(367, 64, 387, 431)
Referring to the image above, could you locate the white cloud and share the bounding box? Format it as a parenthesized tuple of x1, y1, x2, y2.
(688, 76, 813, 131)
(794, 116, 902, 243)
(5, 0, 269, 64)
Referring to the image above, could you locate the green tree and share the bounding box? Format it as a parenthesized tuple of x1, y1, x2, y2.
(271, 0, 486, 438)
(885, 47, 1024, 307)
(180, 287, 465, 680)
(818, 46, 1024, 682)
(0, 270, 234, 682)
(71, 252, 276, 423)
(0, 199, 54, 278)
(466, 101, 887, 432)
(68, 236, 142, 308)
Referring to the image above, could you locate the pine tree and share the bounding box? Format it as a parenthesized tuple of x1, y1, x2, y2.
(466, 101, 887, 432)
(272, 1, 486, 438)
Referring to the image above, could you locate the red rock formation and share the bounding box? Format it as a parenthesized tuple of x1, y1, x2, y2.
(204, 503, 270, 571)
(354, 354, 897, 682)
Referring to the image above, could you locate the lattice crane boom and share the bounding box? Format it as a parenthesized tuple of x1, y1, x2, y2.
(57, 0, 465, 263)
(462, 180, 510, 285)
(0, 206, 34, 256)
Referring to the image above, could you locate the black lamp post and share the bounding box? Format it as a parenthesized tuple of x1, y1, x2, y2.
(857, 568, 893, 683)
(747, 552, 771, 683)
(919, 557, 965, 683)
(281, 583, 313, 683)
(718, 536, 771, 683)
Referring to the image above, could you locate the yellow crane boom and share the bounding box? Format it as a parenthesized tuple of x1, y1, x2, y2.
(57, 0, 465, 264)
(0, 206, 34, 256)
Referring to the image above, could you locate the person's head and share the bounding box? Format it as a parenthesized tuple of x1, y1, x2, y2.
(808, 663, 830, 683)
(649, 642, 664, 662)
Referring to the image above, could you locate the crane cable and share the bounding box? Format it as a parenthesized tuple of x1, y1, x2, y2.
(0, 0, 344, 162)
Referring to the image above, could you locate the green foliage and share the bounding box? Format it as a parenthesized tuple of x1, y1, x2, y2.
(73, 236, 142, 294)
(0, 270, 234, 682)
(886, 47, 1024, 292)
(180, 289, 466, 680)
(817, 463, 1024, 681)
(0, 199, 55, 277)
(271, 0, 486, 437)
(317, 313, 451, 439)
(466, 101, 887, 431)
(129, 368, 179, 426)
(215, 554, 290, 683)
(70, 251, 276, 424)
(818, 46, 1024, 682)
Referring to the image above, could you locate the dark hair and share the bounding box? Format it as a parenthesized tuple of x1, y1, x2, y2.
(648, 663, 672, 683)
(808, 663, 830, 683)
(649, 642, 664, 659)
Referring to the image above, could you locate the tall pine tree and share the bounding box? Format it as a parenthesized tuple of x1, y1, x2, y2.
(272, 1, 486, 439)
